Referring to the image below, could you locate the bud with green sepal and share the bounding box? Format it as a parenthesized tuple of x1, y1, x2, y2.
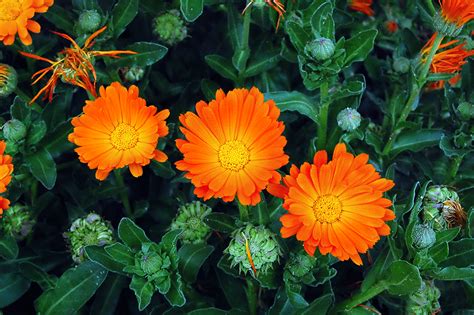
(406, 280, 441, 315)
(0, 204, 35, 240)
(170, 201, 212, 244)
(64, 213, 114, 263)
(393, 57, 411, 73)
(77, 10, 102, 33)
(3, 119, 27, 143)
(412, 224, 436, 249)
(225, 224, 282, 275)
(422, 185, 466, 231)
(0, 64, 17, 97)
(122, 66, 145, 83)
(305, 37, 336, 61)
(457, 102, 473, 121)
(283, 249, 317, 285)
(337, 108, 362, 132)
(153, 10, 187, 46)
(433, 13, 462, 37)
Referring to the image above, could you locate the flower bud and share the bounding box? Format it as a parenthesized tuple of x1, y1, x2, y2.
(406, 280, 441, 315)
(0, 204, 35, 240)
(412, 224, 436, 249)
(433, 13, 462, 37)
(337, 107, 361, 131)
(423, 185, 466, 231)
(3, 119, 27, 142)
(78, 10, 102, 33)
(0, 64, 18, 97)
(225, 224, 282, 275)
(123, 66, 145, 82)
(305, 37, 336, 61)
(64, 213, 114, 263)
(170, 201, 212, 244)
(457, 102, 473, 121)
(393, 57, 411, 74)
(153, 10, 187, 46)
(284, 249, 317, 283)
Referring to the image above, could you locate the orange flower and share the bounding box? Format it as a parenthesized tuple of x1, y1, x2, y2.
(20, 27, 136, 103)
(176, 87, 289, 206)
(269, 144, 395, 265)
(439, 0, 474, 27)
(348, 0, 374, 16)
(243, 0, 286, 30)
(0, 0, 53, 46)
(385, 20, 399, 33)
(0, 141, 14, 217)
(422, 33, 474, 89)
(68, 82, 170, 181)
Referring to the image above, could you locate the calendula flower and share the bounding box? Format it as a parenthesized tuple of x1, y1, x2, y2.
(0, 64, 18, 97)
(20, 27, 136, 103)
(0, 140, 13, 218)
(421, 34, 474, 89)
(439, 0, 474, 28)
(269, 143, 395, 265)
(385, 20, 399, 33)
(68, 82, 170, 181)
(243, 0, 286, 30)
(175, 87, 289, 206)
(0, 0, 53, 46)
(348, 0, 374, 16)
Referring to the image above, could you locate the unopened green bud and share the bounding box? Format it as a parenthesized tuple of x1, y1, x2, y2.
(406, 280, 441, 315)
(1, 205, 35, 240)
(170, 201, 212, 244)
(433, 13, 462, 37)
(78, 10, 102, 33)
(412, 224, 436, 249)
(225, 224, 282, 275)
(123, 66, 145, 82)
(3, 119, 27, 142)
(423, 185, 466, 231)
(305, 37, 336, 61)
(0, 64, 17, 97)
(153, 10, 187, 46)
(337, 107, 361, 131)
(457, 102, 473, 121)
(284, 249, 317, 284)
(64, 213, 114, 263)
(393, 57, 411, 74)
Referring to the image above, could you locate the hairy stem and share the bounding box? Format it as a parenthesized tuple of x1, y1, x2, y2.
(317, 81, 330, 149)
(246, 278, 258, 315)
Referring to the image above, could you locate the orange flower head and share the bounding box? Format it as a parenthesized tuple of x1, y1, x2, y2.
(68, 82, 170, 181)
(176, 87, 289, 206)
(20, 27, 136, 104)
(385, 20, 399, 33)
(348, 0, 374, 16)
(439, 0, 474, 28)
(243, 0, 286, 30)
(268, 144, 395, 265)
(0, 0, 53, 46)
(0, 140, 14, 217)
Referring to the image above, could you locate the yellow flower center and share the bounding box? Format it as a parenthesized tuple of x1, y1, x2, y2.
(0, 0, 22, 21)
(110, 123, 139, 150)
(218, 140, 250, 171)
(313, 195, 342, 223)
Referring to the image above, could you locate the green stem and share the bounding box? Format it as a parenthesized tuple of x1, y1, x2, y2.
(419, 34, 444, 81)
(424, 0, 437, 16)
(114, 171, 133, 217)
(246, 278, 258, 315)
(447, 155, 464, 183)
(239, 203, 249, 222)
(332, 282, 386, 313)
(236, 5, 252, 84)
(30, 180, 38, 205)
(317, 81, 330, 150)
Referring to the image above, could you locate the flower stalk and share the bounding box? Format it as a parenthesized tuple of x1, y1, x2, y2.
(317, 81, 330, 149)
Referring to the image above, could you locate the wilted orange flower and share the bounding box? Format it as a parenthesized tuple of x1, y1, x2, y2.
(439, 0, 474, 27)
(385, 20, 399, 33)
(0, 0, 53, 46)
(348, 0, 374, 16)
(176, 87, 289, 206)
(243, 0, 286, 30)
(0, 141, 13, 217)
(20, 27, 135, 103)
(68, 82, 170, 181)
(422, 33, 474, 89)
(268, 143, 395, 265)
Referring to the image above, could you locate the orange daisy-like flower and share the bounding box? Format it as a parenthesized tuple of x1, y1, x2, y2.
(20, 27, 135, 103)
(385, 20, 399, 33)
(0, 0, 53, 46)
(348, 0, 374, 16)
(176, 87, 289, 206)
(0, 141, 14, 217)
(68, 82, 170, 181)
(243, 0, 286, 30)
(268, 143, 395, 265)
(439, 0, 474, 27)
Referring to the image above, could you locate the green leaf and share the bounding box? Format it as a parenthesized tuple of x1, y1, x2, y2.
(0, 235, 19, 260)
(150, 160, 176, 179)
(205, 55, 238, 81)
(35, 261, 107, 315)
(243, 51, 281, 78)
(110, 42, 168, 67)
(11, 97, 31, 123)
(42, 120, 74, 158)
(343, 29, 378, 67)
(232, 48, 251, 72)
(91, 274, 128, 315)
(180, 0, 204, 22)
(118, 217, 151, 250)
(188, 308, 227, 315)
(111, 0, 139, 37)
(178, 244, 214, 283)
(405, 181, 430, 258)
(203, 213, 238, 233)
(391, 129, 444, 156)
(428, 242, 449, 263)
(0, 273, 30, 308)
(85, 245, 127, 274)
(104, 242, 135, 265)
(286, 287, 309, 309)
(19, 262, 57, 291)
(384, 260, 422, 295)
(43, 5, 75, 34)
(201, 79, 220, 101)
(435, 227, 460, 244)
(441, 239, 474, 268)
(27, 120, 47, 146)
(430, 266, 474, 280)
(25, 148, 57, 189)
(265, 91, 318, 123)
(164, 273, 186, 307)
(161, 229, 183, 251)
(130, 275, 154, 311)
(285, 21, 310, 52)
(301, 293, 333, 315)
(310, 1, 335, 40)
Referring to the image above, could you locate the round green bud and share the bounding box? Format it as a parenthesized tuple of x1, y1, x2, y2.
(78, 10, 102, 33)
(284, 249, 317, 283)
(0, 64, 18, 97)
(393, 57, 411, 74)
(423, 185, 466, 231)
(433, 13, 462, 37)
(123, 66, 145, 82)
(305, 37, 336, 61)
(406, 280, 441, 315)
(3, 119, 27, 142)
(225, 224, 282, 275)
(337, 107, 362, 131)
(153, 10, 187, 46)
(65, 213, 114, 263)
(412, 224, 436, 249)
(170, 201, 212, 244)
(457, 102, 473, 121)
(0, 204, 35, 240)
